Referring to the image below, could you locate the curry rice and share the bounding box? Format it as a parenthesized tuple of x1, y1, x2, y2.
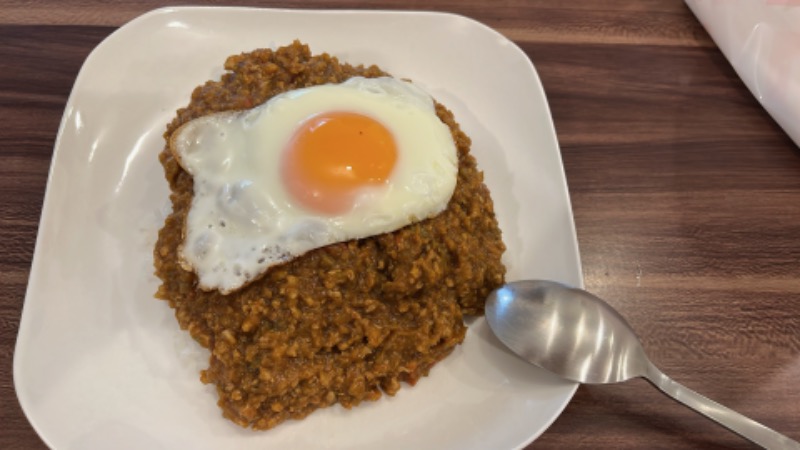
(154, 41, 506, 430)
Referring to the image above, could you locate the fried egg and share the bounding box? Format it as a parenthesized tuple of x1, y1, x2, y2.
(170, 76, 458, 294)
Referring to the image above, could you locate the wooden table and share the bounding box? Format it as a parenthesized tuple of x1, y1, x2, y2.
(2, 1, 798, 448)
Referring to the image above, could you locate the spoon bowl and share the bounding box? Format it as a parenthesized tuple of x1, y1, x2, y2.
(485, 280, 650, 384)
(485, 280, 800, 449)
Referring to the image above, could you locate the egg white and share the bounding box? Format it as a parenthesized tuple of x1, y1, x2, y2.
(170, 77, 458, 294)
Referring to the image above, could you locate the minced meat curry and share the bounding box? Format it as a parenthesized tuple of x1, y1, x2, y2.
(153, 41, 506, 430)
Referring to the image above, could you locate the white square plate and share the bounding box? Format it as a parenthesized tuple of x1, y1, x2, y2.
(15, 7, 582, 450)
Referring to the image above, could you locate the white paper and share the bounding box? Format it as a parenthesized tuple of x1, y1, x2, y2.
(686, 0, 800, 147)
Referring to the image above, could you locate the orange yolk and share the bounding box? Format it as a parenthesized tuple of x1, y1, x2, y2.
(282, 112, 397, 215)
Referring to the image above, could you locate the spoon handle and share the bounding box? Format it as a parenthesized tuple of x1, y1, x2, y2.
(643, 363, 800, 449)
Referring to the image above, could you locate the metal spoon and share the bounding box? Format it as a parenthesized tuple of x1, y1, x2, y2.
(485, 280, 800, 449)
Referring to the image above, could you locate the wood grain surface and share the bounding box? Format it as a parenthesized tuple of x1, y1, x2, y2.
(2, 1, 799, 448)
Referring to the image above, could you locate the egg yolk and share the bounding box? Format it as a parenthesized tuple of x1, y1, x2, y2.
(282, 112, 397, 215)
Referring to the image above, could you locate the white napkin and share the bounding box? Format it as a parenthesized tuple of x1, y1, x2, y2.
(685, 0, 800, 147)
